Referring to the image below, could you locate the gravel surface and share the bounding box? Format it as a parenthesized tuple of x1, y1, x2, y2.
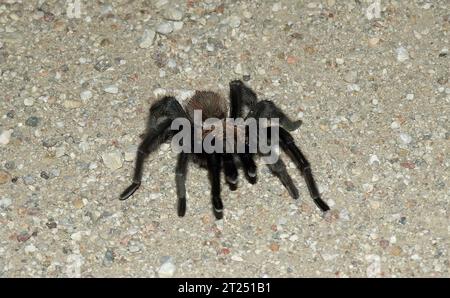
(0, 0, 449, 277)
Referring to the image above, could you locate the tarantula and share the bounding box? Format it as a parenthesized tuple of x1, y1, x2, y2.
(120, 80, 329, 219)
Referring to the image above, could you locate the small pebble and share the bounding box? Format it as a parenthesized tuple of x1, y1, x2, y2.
(344, 70, 358, 83)
(406, 93, 414, 101)
(396, 46, 409, 62)
(272, 3, 282, 12)
(104, 249, 115, 265)
(163, 7, 184, 21)
(158, 258, 176, 277)
(80, 90, 92, 101)
(102, 151, 123, 170)
(25, 116, 40, 127)
(289, 235, 299, 242)
(94, 58, 112, 72)
(63, 100, 82, 109)
(4, 161, 15, 170)
(156, 22, 173, 35)
(104, 85, 119, 94)
(399, 133, 412, 144)
(335, 58, 344, 65)
(124, 146, 137, 162)
(0, 170, 12, 184)
(71, 231, 83, 241)
(391, 121, 400, 129)
(23, 175, 35, 185)
(0, 130, 12, 145)
(24, 98, 34, 106)
(139, 29, 156, 49)
(40, 171, 50, 180)
(368, 37, 380, 47)
(369, 154, 380, 165)
(0, 197, 12, 208)
(228, 16, 241, 28)
(231, 255, 244, 262)
(24, 244, 37, 253)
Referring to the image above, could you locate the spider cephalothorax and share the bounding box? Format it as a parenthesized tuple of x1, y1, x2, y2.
(120, 80, 330, 219)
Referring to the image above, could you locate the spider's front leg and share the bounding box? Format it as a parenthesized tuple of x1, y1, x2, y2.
(229, 80, 259, 184)
(120, 118, 172, 200)
(120, 96, 187, 201)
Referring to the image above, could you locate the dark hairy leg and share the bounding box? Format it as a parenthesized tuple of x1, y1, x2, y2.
(120, 118, 172, 200)
(175, 152, 189, 217)
(277, 127, 330, 211)
(206, 153, 224, 219)
(222, 154, 238, 191)
(266, 157, 299, 200)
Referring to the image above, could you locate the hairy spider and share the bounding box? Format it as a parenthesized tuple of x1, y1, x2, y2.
(120, 80, 330, 219)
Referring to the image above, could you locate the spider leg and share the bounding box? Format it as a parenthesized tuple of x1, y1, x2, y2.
(120, 96, 186, 201)
(266, 157, 299, 200)
(247, 100, 301, 131)
(175, 152, 189, 217)
(228, 80, 259, 185)
(238, 148, 257, 184)
(229, 79, 258, 118)
(223, 154, 238, 191)
(120, 118, 173, 200)
(206, 152, 224, 220)
(277, 127, 330, 212)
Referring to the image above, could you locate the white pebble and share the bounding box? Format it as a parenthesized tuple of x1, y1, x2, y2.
(289, 235, 299, 242)
(163, 7, 184, 21)
(24, 98, 34, 106)
(158, 259, 176, 277)
(365, 254, 381, 277)
(390, 121, 400, 129)
(272, 3, 282, 12)
(399, 133, 412, 144)
(25, 244, 37, 253)
(228, 16, 241, 28)
(156, 22, 173, 35)
(71, 231, 83, 241)
(80, 90, 92, 101)
(231, 255, 244, 262)
(104, 85, 119, 94)
(0, 129, 12, 146)
(172, 21, 183, 31)
(0, 197, 12, 208)
(335, 58, 344, 65)
(102, 151, 123, 170)
(124, 145, 137, 162)
(369, 154, 380, 165)
(234, 63, 243, 75)
(396, 46, 409, 62)
(366, 0, 381, 20)
(406, 93, 414, 100)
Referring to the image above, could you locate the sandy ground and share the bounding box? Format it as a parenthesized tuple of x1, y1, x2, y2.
(0, 0, 448, 277)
